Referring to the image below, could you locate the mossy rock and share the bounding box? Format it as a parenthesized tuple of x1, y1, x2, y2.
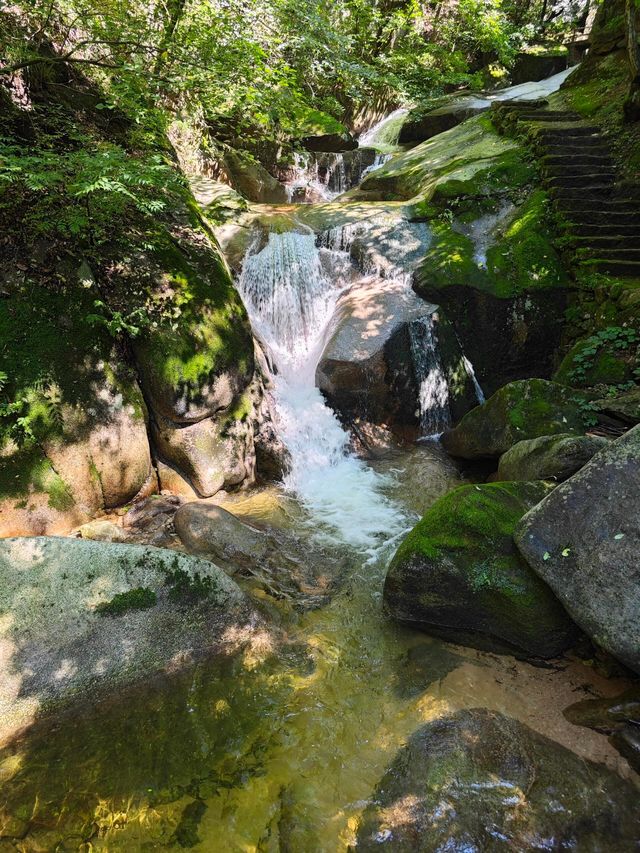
(441, 379, 588, 459)
(554, 338, 632, 387)
(384, 481, 578, 657)
(356, 709, 640, 852)
(354, 117, 532, 203)
(497, 433, 608, 482)
(0, 282, 152, 535)
(132, 230, 254, 425)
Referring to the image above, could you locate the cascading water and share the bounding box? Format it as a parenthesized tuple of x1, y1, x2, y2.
(237, 230, 406, 554)
(359, 108, 409, 151)
(408, 315, 451, 437)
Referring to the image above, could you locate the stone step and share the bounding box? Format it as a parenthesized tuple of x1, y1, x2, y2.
(543, 145, 611, 158)
(518, 112, 583, 122)
(583, 259, 640, 277)
(571, 235, 640, 250)
(541, 154, 614, 168)
(542, 165, 616, 179)
(554, 199, 640, 217)
(536, 134, 607, 148)
(534, 125, 602, 138)
(546, 174, 616, 189)
(569, 223, 640, 237)
(551, 184, 617, 200)
(580, 247, 640, 261)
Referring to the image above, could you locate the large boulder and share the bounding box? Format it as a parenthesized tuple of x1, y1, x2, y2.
(356, 709, 640, 851)
(0, 283, 154, 537)
(0, 537, 255, 746)
(317, 292, 479, 434)
(222, 149, 288, 203)
(510, 48, 568, 85)
(384, 481, 578, 657)
(515, 425, 640, 674)
(415, 191, 569, 393)
(441, 379, 587, 459)
(497, 432, 608, 482)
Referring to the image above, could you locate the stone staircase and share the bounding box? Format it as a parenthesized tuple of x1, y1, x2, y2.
(491, 100, 640, 279)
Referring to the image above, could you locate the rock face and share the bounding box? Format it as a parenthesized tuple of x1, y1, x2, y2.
(515, 425, 640, 674)
(415, 191, 568, 393)
(399, 100, 487, 144)
(564, 688, 640, 772)
(497, 433, 608, 482)
(356, 709, 640, 851)
(510, 49, 568, 85)
(222, 149, 288, 203)
(384, 481, 578, 657)
(0, 537, 255, 746)
(316, 285, 479, 434)
(441, 379, 587, 459)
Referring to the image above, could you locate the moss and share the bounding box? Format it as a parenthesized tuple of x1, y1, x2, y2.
(485, 190, 568, 297)
(0, 445, 75, 510)
(416, 223, 485, 291)
(356, 116, 532, 203)
(95, 587, 157, 616)
(554, 340, 631, 387)
(164, 565, 216, 603)
(134, 233, 253, 398)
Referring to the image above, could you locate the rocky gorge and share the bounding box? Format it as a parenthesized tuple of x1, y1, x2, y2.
(1, 0, 640, 849)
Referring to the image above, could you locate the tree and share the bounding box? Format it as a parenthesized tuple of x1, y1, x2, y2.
(624, 0, 640, 122)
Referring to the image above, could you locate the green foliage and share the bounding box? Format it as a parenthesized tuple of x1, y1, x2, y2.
(567, 327, 639, 386)
(95, 587, 158, 616)
(86, 300, 151, 339)
(0, 137, 183, 244)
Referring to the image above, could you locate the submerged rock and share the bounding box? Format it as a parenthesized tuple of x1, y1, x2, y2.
(441, 379, 587, 459)
(565, 687, 640, 774)
(497, 432, 608, 482)
(384, 481, 577, 657)
(0, 537, 254, 746)
(356, 709, 640, 851)
(515, 424, 640, 675)
(174, 502, 268, 562)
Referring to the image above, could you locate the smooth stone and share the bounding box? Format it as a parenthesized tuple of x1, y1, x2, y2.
(77, 519, 127, 542)
(497, 432, 608, 481)
(384, 481, 578, 658)
(174, 502, 268, 562)
(356, 708, 640, 851)
(515, 424, 640, 674)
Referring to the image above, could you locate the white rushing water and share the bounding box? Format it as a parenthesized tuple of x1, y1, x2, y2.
(238, 230, 407, 554)
(408, 315, 451, 437)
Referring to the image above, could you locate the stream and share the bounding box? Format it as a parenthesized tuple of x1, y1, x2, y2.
(0, 98, 636, 852)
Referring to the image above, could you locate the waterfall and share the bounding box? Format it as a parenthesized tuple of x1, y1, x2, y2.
(282, 150, 383, 203)
(359, 108, 409, 150)
(237, 230, 405, 553)
(408, 315, 451, 437)
(462, 354, 486, 404)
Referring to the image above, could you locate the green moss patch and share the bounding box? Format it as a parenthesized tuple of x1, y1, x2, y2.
(95, 587, 157, 616)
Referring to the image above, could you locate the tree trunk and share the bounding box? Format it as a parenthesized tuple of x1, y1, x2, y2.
(624, 0, 640, 122)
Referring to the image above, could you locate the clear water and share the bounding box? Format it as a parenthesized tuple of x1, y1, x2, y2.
(237, 229, 408, 556)
(0, 75, 631, 850)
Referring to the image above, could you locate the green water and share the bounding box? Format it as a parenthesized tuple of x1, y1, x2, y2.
(0, 445, 630, 851)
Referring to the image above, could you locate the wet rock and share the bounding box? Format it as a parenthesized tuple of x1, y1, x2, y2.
(222, 149, 288, 204)
(157, 459, 200, 499)
(300, 132, 358, 153)
(594, 387, 640, 426)
(0, 537, 255, 746)
(510, 49, 568, 85)
(515, 424, 640, 674)
(174, 502, 268, 563)
(316, 287, 478, 433)
(77, 519, 127, 542)
(564, 687, 640, 774)
(356, 709, 640, 851)
(152, 414, 251, 498)
(497, 433, 608, 482)
(441, 379, 588, 459)
(384, 481, 578, 657)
